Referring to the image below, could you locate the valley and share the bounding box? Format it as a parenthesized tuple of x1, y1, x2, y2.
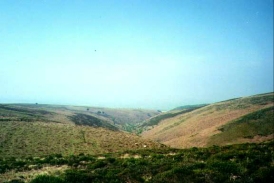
(0, 92, 273, 182)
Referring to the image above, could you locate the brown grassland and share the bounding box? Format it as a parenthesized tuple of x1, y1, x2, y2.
(0, 104, 163, 158)
(142, 92, 274, 148)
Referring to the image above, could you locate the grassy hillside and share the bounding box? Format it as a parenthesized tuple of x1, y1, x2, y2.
(171, 104, 208, 111)
(140, 105, 206, 133)
(69, 113, 119, 131)
(0, 122, 162, 158)
(1, 141, 273, 183)
(142, 92, 274, 148)
(208, 106, 274, 146)
(0, 104, 163, 158)
(0, 104, 54, 122)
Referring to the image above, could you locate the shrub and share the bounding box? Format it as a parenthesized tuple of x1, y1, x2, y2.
(64, 169, 94, 183)
(30, 175, 64, 183)
(6, 180, 25, 183)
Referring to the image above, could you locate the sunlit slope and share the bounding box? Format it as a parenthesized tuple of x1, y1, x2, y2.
(142, 92, 273, 148)
(141, 105, 207, 130)
(0, 104, 163, 158)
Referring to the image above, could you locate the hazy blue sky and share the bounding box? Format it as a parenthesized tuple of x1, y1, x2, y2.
(0, 0, 273, 110)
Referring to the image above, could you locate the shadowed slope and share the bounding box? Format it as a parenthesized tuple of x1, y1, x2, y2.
(69, 113, 119, 131)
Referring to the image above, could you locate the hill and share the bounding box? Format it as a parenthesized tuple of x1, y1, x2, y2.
(142, 92, 274, 148)
(0, 104, 163, 158)
(0, 104, 161, 131)
(171, 104, 208, 111)
(140, 104, 207, 131)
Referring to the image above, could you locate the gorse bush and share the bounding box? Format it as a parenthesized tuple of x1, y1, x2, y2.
(30, 175, 64, 183)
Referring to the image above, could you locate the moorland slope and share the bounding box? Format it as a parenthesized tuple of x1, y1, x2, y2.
(0, 104, 163, 158)
(142, 92, 274, 148)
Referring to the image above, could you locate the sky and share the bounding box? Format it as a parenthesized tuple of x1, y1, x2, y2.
(0, 0, 273, 110)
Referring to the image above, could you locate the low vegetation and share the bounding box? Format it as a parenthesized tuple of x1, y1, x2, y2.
(0, 122, 162, 158)
(142, 92, 274, 148)
(1, 141, 273, 182)
(141, 106, 205, 128)
(208, 106, 274, 146)
(0, 103, 164, 158)
(0, 105, 53, 122)
(69, 113, 118, 131)
(171, 104, 208, 111)
(0, 105, 53, 116)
